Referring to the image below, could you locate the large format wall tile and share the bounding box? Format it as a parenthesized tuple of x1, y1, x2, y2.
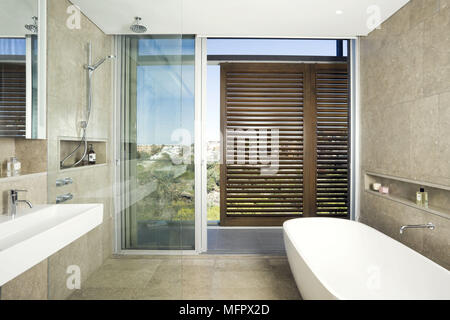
(14, 139, 47, 174)
(360, 1, 450, 269)
(423, 6, 450, 97)
(409, 95, 440, 181)
(1, 260, 48, 300)
(438, 92, 450, 180)
(409, 0, 441, 25)
(46, 0, 114, 299)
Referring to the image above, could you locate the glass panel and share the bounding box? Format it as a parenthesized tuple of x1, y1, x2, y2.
(343, 40, 348, 56)
(206, 65, 220, 222)
(121, 35, 195, 250)
(207, 38, 339, 56)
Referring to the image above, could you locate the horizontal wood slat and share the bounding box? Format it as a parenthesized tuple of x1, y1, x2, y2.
(0, 63, 26, 137)
(315, 66, 350, 216)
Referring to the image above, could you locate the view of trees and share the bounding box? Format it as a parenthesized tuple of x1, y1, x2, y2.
(135, 146, 221, 222)
(207, 162, 220, 221)
(136, 148, 195, 222)
(135, 148, 222, 225)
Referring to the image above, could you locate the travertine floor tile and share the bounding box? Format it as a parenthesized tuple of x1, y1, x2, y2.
(69, 256, 301, 300)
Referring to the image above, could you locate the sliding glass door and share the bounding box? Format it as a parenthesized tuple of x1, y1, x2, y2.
(119, 35, 196, 250)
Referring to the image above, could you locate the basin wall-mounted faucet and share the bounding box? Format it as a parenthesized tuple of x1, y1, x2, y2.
(8, 189, 33, 218)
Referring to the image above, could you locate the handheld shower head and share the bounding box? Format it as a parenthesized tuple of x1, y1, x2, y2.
(130, 17, 147, 33)
(89, 55, 116, 71)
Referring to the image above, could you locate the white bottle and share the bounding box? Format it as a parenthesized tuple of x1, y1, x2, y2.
(11, 157, 21, 176)
(6, 159, 12, 177)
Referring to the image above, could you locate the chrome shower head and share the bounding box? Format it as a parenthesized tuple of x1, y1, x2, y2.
(25, 16, 38, 33)
(130, 17, 147, 33)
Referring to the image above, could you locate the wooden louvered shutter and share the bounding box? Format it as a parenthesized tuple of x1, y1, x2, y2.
(0, 63, 26, 137)
(314, 64, 350, 216)
(221, 63, 304, 226)
(220, 63, 350, 226)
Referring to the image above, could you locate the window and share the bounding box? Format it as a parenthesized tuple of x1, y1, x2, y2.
(208, 39, 348, 56)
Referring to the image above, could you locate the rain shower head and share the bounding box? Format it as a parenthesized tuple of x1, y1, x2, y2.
(130, 17, 147, 33)
(25, 16, 38, 33)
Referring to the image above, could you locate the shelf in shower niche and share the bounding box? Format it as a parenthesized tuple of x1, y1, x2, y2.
(364, 171, 450, 220)
(58, 163, 108, 173)
(58, 137, 108, 171)
(365, 171, 450, 192)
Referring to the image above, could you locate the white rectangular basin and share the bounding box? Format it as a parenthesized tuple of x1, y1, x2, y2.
(0, 203, 103, 286)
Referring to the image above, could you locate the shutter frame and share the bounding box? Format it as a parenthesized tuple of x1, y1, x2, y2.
(219, 62, 350, 226)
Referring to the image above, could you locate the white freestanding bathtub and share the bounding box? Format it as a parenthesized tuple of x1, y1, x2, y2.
(283, 218, 450, 300)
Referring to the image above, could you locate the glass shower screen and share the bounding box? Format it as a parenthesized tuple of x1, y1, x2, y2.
(119, 35, 196, 251)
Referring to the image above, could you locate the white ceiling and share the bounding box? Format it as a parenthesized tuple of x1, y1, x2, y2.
(71, 0, 409, 37)
(0, 0, 38, 37)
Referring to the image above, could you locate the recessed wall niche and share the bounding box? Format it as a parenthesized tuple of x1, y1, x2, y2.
(365, 171, 450, 220)
(59, 137, 107, 170)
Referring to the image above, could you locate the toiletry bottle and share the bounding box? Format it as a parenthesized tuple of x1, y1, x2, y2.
(88, 144, 96, 165)
(6, 159, 12, 177)
(11, 157, 21, 176)
(422, 188, 429, 208)
(416, 188, 423, 206)
(380, 186, 389, 194)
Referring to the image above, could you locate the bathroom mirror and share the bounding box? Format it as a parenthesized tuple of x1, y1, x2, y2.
(0, 0, 46, 139)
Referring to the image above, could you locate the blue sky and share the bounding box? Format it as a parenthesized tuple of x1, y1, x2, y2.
(136, 38, 345, 145)
(0, 38, 26, 55)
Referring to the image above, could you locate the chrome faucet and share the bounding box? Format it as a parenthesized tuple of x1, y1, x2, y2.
(8, 190, 33, 217)
(400, 222, 435, 234)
